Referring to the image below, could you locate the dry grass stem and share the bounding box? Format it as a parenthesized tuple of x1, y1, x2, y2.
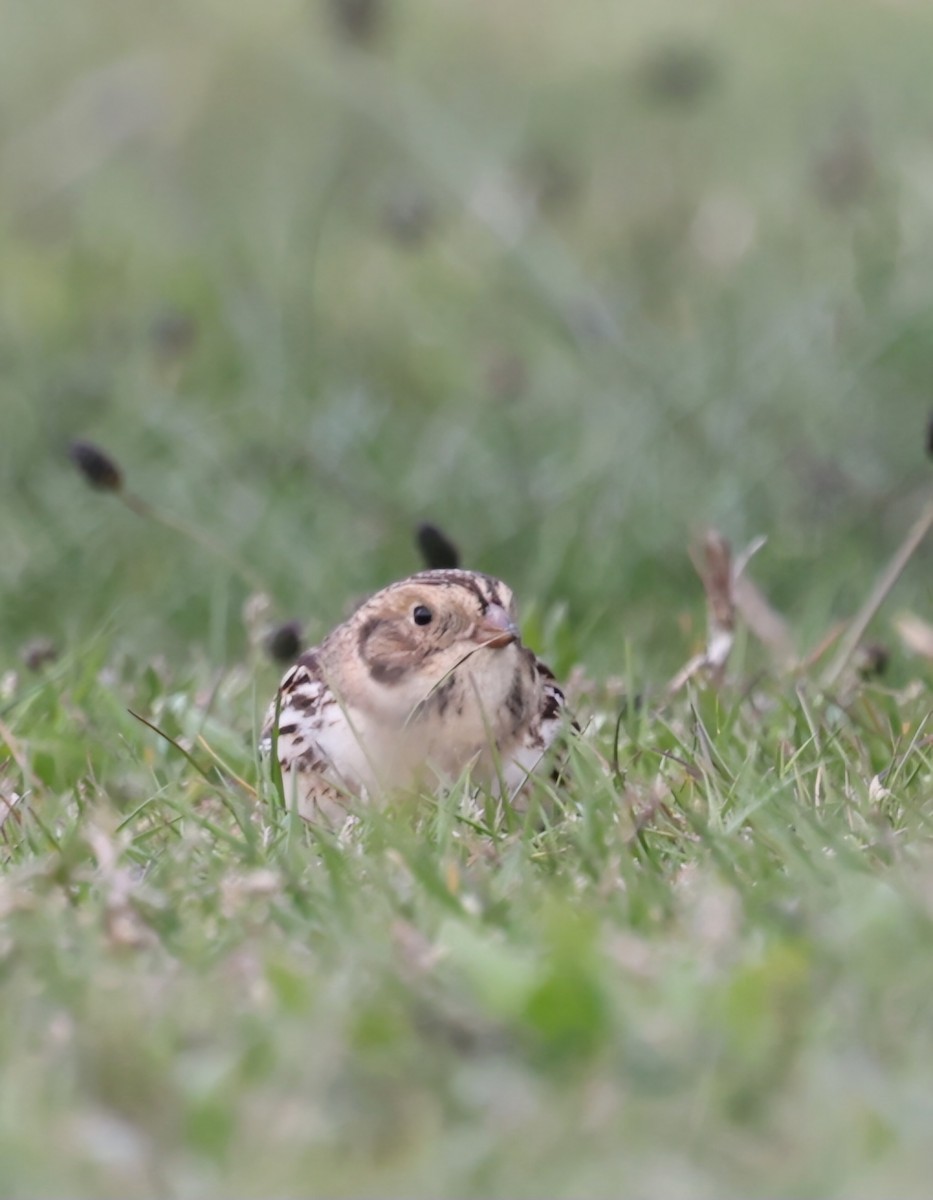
(668, 529, 736, 693)
(822, 500, 933, 688)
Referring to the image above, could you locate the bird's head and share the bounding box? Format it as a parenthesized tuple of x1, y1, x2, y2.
(341, 570, 522, 713)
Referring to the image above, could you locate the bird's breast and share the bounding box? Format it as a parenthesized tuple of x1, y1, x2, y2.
(328, 645, 541, 793)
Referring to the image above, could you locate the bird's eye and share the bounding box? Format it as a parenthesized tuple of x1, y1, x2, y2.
(412, 604, 433, 626)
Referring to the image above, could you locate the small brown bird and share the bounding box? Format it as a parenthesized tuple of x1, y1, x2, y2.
(262, 569, 566, 824)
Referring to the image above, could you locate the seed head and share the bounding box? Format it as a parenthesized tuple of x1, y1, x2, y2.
(634, 38, 720, 108)
(415, 522, 461, 570)
(22, 638, 57, 672)
(856, 642, 890, 679)
(68, 440, 123, 492)
(266, 621, 303, 664)
(327, 0, 385, 45)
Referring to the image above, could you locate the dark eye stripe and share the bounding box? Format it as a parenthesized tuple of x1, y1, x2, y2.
(356, 616, 385, 657)
(368, 660, 409, 685)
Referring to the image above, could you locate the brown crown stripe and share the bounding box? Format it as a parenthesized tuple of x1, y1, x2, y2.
(408, 571, 502, 612)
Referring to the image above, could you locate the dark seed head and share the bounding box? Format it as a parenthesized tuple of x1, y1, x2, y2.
(266, 620, 303, 663)
(416, 522, 461, 570)
(68, 440, 123, 492)
(856, 642, 890, 679)
(615, 691, 645, 720)
(326, 0, 385, 45)
(634, 38, 720, 108)
(22, 638, 57, 672)
(926, 412, 933, 459)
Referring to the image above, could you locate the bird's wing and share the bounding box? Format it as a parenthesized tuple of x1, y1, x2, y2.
(501, 658, 569, 799)
(261, 653, 372, 815)
(262, 656, 328, 763)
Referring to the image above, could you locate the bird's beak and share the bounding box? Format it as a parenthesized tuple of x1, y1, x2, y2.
(474, 604, 520, 649)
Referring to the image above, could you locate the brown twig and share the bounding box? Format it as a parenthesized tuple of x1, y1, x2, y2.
(822, 500, 933, 688)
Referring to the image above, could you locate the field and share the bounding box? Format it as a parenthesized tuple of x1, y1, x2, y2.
(1, 0, 932, 1195)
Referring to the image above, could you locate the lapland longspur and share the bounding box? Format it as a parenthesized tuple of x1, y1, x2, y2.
(262, 569, 566, 823)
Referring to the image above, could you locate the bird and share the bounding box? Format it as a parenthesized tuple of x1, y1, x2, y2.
(261, 569, 567, 825)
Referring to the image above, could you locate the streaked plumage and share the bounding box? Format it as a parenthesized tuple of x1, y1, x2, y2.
(262, 569, 566, 824)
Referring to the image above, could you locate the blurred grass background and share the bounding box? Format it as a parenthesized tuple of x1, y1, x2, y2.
(2, 4, 933, 1198)
(2, 0, 931, 675)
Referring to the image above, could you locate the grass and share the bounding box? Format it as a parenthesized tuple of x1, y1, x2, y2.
(1, 0, 933, 1195)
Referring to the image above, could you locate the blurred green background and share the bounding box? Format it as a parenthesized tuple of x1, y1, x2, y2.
(2, 0, 931, 672)
(2, 7, 933, 1198)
